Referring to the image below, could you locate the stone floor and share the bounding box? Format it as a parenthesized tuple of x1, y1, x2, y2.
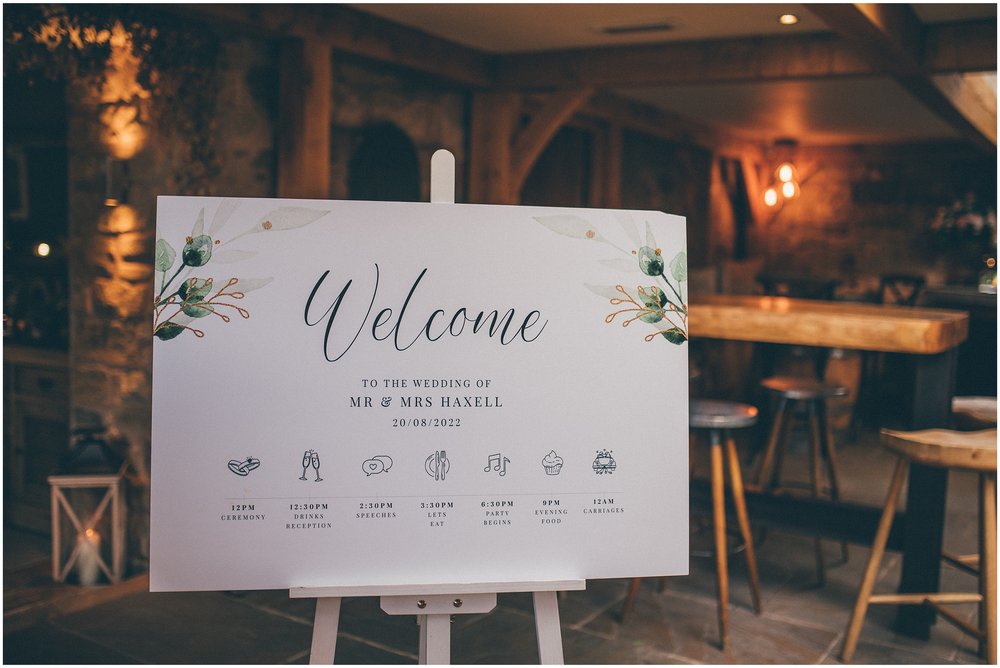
(3, 428, 989, 664)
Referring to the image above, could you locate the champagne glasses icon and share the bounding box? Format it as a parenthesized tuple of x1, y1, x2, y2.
(299, 450, 311, 480)
(310, 450, 323, 482)
(299, 449, 323, 482)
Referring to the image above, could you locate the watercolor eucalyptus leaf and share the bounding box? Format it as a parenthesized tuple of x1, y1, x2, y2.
(154, 239, 176, 272)
(182, 235, 213, 267)
(179, 277, 213, 303)
(638, 246, 664, 276)
(660, 328, 688, 345)
(191, 207, 205, 237)
(615, 213, 643, 248)
(585, 284, 624, 300)
(211, 249, 257, 264)
(599, 258, 640, 273)
(229, 277, 273, 294)
(255, 207, 329, 233)
(669, 251, 688, 282)
(182, 302, 215, 319)
(640, 286, 668, 309)
(208, 199, 241, 237)
(154, 322, 186, 341)
(533, 214, 599, 240)
(638, 285, 667, 323)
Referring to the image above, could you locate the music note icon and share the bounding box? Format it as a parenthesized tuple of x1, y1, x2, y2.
(485, 453, 510, 477)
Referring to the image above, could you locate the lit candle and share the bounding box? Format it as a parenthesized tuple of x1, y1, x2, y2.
(76, 528, 102, 586)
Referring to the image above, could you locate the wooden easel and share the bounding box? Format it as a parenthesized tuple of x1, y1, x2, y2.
(291, 150, 586, 664)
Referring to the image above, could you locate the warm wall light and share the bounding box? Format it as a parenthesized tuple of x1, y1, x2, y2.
(779, 14, 799, 25)
(34, 242, 52, 257)
(781, 180, 800, 199)
(763, 187, 780, 207)
(775, 162, 798, 183)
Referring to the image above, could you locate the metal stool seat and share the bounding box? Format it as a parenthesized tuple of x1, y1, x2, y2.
(841, 428, 997, 663)
(756, 375, 850, 585)
(622, 399, 763, 647)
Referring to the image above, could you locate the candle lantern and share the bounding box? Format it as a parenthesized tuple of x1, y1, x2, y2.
(47, 427, 127, 585)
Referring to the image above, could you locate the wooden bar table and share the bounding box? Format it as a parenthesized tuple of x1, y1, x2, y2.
(689, 295, 970, 639)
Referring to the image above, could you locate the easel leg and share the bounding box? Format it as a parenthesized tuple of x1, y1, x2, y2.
(420, 614, 452, 664)
(309, 597, 342, 664)
(533, 590, 565, 664)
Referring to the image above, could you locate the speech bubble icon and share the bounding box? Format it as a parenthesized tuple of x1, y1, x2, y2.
(363, 455, 393, 476)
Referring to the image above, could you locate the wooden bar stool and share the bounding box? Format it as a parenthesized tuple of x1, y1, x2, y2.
(671, 399, 763, 648)
(840, 428, 996, 664)
(952, 396, 997, 430)
(755, 375, 849, 585)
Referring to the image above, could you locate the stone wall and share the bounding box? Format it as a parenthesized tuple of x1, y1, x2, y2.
(747, 148, 996, 296)
(67, 35, 278, 568)
(329, 56, 468, 202)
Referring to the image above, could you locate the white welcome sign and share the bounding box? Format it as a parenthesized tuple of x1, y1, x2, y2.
(150, 196, 688, 592)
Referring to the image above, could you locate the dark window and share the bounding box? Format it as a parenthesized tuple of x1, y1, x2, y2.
(347, 122, 420, 202)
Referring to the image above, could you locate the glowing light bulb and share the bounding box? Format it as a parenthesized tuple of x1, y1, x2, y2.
(781, 180, 800, 199)
(779, 14, 799, 25)
(34, 242, 51, 257)
(764, 187, 779, 207)
(776, 162, 797, 183)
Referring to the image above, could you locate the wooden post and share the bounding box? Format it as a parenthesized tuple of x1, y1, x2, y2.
(468, 92, 518, 204)
(278, 38, 332, 199)
(604, 124, 622, 210)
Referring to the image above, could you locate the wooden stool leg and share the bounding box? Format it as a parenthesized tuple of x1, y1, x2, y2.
(755, 397, 789, 489)
(621, 577, 642, 622)
(710, 429, 729, 648)
(725, 435, 762, 615)
(841, 458, 908, 663)
(808, 402, 826, 586)
(818, 400, 849, 562)
(980, 472, 997, 664)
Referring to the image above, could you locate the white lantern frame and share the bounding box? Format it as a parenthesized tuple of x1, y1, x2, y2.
(48, 473, 126, 584)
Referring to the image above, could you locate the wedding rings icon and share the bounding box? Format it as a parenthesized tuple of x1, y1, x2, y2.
(425, 450, 450, 481)
(228, 456, 261, 477)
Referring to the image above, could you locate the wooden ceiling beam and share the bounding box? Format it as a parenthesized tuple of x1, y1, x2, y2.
(175, 4, 493, 87)
(176, 5, 993, 91)
(581, 93, 763, 159)
(494, 21, 995, 90)
(510, 88, 595, 193)
(809, 5, 996, 152)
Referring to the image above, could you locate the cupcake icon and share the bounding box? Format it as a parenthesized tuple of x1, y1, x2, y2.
(542, 450, 564, 475)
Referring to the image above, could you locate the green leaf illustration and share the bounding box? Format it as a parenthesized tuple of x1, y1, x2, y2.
(208, 199, 240, 236)
(211, 249, 257, 264)
(183, 302, 215, 319)
(533, 214, 597, 240)
(660, 328, 688, 344)
(638, 286, 667, 323)
(598, 258, 639, 272)
(154, 323, 186, 341)
(182, 235, 213, 267)
(669, 251, 688, 282)
(615, 213, 643, 248)
(585, 284, 623, 300)
(191, 207, 205, 237)
(155, 239, 176, 272)
(638, 246, 664, 276)
(178, 277, 213, 302)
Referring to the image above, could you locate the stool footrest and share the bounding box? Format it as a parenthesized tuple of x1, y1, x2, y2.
(928, 601, 986, 641)
(942, 551, 980, 576)
(868, 592, 982, 605)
